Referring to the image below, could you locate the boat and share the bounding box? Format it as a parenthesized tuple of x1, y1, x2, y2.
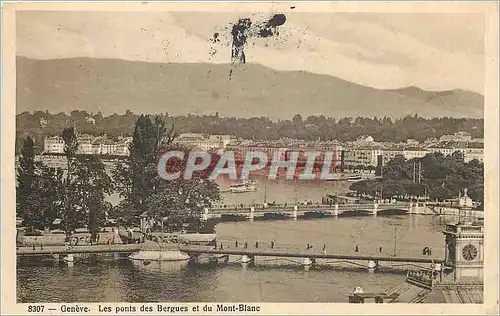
(324, 173, 344, 181)
(229, 180, 258, 193)
(128, 232, 216, 262)
(346, 175, 363, 182)
(128, 244, 191, 262)
(324, 174, 363, 182)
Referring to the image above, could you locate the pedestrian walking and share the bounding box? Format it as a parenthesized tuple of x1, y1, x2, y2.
(244, 241, 248, 249)
(322, 244, 327, 254)
(355, 245, 359, 252)
(235, 240, 239, 248)
(379, 246, 383, 253)
(271, 241, 275, 249)
(255, 241, 259, 248)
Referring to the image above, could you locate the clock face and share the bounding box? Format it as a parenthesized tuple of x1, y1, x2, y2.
(462, 244, 478, 261)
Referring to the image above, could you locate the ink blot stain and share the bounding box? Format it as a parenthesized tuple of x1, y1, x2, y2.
(230, 18, 252, 64)
(209, 13, 287, 79)
(229, 14, 287, 64)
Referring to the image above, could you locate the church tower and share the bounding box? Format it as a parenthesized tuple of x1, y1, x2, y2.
(442, 189, 484, 282)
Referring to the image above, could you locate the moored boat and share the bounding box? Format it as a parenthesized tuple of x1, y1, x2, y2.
(128, 232, 216, 262)
(229, 180, 258, 193)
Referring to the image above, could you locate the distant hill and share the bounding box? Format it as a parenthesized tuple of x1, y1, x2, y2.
(16, 56, 484, 119)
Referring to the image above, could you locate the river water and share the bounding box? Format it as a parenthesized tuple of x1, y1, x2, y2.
(18, 160, 454, 303)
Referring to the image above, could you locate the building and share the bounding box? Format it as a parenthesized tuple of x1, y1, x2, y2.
(226, 139, 342, 169)
(115, 137, 132, 156)
(403, 148, 429, 160)
(464, 142, 484, 163)
(91, 136, 117, 155)
(406, 138, 419, 146)
(381, 148, 405, 165)
(43, 134, 132, 157)
(427, 141, 483, 163)
(43, 136, 65, 154)
(209, 135, 232, 149)
(343, 146, 382, 167)
(227, 140, 288, 164)
(428, 142, 462, 157)
(174, 133, 231, 152)
(350, 190, 484, 304)
(391, 190, 483, 303)
(439, 132, 472, 142)
(77, 134, 95, 155)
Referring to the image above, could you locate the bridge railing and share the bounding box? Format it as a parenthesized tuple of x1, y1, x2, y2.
(209, 202, 410, 215)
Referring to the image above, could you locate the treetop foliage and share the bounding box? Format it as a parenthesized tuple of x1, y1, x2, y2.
(16, 110, 483, 154)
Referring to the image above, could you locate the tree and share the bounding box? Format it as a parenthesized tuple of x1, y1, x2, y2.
(382, 155, 412, 180)
(144, 145, 220, 231)
(351, 153, 484, 203)
(59, 128, 114, 240)
(61, 127, 80, 238)
(36, 166, 64, 229)
(16, 137, 42, 230)
(69, 156, 114, 241)
(114, 115, 220, 230)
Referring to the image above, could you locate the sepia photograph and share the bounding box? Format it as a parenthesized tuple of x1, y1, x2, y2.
(1, 1, 499, 315)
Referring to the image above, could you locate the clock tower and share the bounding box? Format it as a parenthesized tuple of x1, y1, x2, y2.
(442, 190, 484, 282)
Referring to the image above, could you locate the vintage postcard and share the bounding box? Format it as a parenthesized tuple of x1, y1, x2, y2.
(1, 1, 499, 315)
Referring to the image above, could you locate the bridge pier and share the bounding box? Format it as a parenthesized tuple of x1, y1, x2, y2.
(248, 207, 255, 221)
(63, 254, 74, 266)
(372, 201, 379, 216)
(292, 206, 298, 219)
(333, 204, 339, 216)
(409, 202, 414, 214)
(241, 254, 254, 264)
(303, 258, 314, 266)
(367, 260, 378, 272)
(415, 202, 420, 215)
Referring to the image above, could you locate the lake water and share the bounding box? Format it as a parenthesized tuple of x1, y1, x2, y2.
(19, 158, 453, 303)
(17, 215, 453, 303)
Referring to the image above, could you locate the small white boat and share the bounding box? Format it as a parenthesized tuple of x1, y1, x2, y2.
(129, 246, 190, 262)
(128, 232, 216, 262)
(229, 180, 258, 193)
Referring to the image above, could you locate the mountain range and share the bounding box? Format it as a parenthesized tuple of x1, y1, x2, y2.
(16, 56, 484, 119)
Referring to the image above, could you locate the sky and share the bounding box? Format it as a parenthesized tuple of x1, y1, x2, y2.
(16, 11, 485, 94)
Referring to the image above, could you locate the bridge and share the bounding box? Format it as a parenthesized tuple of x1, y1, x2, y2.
(16, 243, 444, 271)
(178, 245, 444, 265)
(204, 201, 432, 220)
(17, 244, 141, 256)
